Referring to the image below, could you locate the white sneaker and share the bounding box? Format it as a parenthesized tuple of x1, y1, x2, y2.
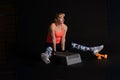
(92, 45, 104, 54)
(41, 53, 50, 64)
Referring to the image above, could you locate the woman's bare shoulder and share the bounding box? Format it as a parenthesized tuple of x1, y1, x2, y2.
(49, 23, 56, 30)
(63, 24, 68, 30)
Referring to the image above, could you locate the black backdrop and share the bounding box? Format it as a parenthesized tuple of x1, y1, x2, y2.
(17, 0, 120, 57)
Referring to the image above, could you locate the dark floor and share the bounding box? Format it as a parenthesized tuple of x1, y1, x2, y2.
(15, 50, 120, 80)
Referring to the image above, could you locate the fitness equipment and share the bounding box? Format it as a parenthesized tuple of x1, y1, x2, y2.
(95, 53, 108, 60)
(55, 52, 82, 66)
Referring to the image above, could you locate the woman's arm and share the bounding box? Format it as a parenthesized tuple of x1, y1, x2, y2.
(49, 24, 56, 54)
(61, 25, 68, 51)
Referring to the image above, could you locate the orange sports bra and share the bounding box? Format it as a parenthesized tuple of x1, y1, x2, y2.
(46, 26, 64, 44)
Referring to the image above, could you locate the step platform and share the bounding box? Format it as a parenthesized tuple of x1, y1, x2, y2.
(53, 52, 82, 66)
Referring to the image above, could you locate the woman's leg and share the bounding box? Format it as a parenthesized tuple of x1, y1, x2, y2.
(41, 46, 53, 64)
(71, 42, 104, 55)
(41, 43, 61, 64)
(41, 43, 53, 64)
(68, 42, 108, 59)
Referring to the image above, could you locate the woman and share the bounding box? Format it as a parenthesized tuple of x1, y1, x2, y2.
(41, 12, 107, 64)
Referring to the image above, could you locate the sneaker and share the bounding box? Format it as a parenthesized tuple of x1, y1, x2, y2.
(92, 45, 104, 54)
(41, 53, 50, 64)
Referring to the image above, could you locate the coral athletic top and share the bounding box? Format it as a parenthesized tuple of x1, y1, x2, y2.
(46, 26, 64, 44)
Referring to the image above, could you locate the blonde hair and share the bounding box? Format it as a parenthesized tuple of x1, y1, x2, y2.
(56, 12, 65, 18)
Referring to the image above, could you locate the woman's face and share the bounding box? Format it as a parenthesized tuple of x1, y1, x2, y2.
(56, 15, 65, 24)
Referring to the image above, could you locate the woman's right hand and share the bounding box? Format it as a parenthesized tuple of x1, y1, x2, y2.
(53, 51, 56, 55)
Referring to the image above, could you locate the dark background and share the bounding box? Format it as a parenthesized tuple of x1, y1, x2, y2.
(0, 0, 120, 80)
